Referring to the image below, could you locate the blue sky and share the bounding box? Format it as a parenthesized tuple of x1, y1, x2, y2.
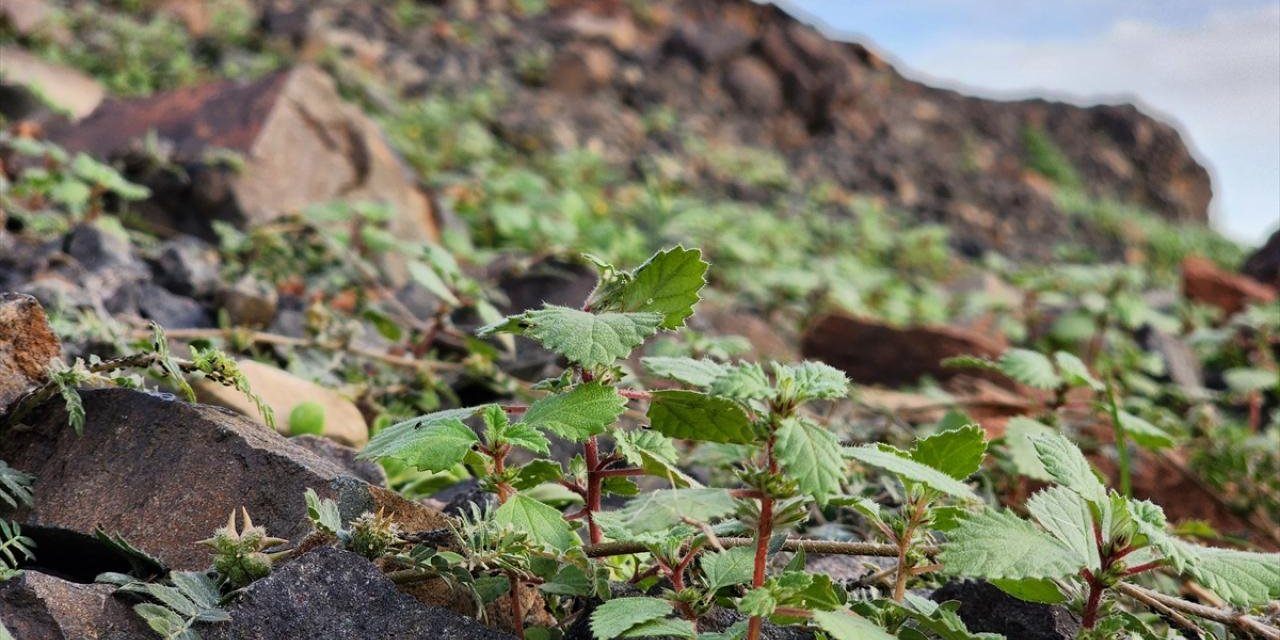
(786, 0, 1280, 245)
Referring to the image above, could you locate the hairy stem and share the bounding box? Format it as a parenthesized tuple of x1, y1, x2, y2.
(584, 436, 603, 544)
(508, 570, 525, 640)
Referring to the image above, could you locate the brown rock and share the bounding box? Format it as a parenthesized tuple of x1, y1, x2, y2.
(217, 275, 278, 328)
(0, 569, 150, 639)
(193, 359, 369, 446)
(1241, 228, 1280, 289)
(0, 389, 444, 570)
(723, 56, 782, 115)
(1181, 256, 1277, 317)
(0, 292, 61, 411)
(0, 0, 68, 42)
(0, 47, 105, 120)
(290, 435, 386, 486)
(800, 312, 1007, 388)
(47, 66, 437, 279)
(548, 45, 616, 94)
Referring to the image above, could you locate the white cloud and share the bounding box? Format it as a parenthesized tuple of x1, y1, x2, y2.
(899, 5, 1280, 242)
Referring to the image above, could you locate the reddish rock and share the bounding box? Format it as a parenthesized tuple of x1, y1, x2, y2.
(1181, 256, 1277, 317)
(0, 292, 61, 411)
(47, 66, 437, 278)
(0, 389, 445, 570)
(800, 312, 1007, 388)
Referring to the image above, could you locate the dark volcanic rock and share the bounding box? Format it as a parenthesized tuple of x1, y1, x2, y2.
(1242, 228, 1280, 288)
(0, 388, 446, 570)
(203, 547, 513, 640)
(289, 434, 387, 487)
(800, 312, 1007, 387)
(932, 580, 1079, 640)
(0, 292, 61, 410)
(0, 569, 150, 640)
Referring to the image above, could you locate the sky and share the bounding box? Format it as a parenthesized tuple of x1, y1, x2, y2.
(785, 0, 1280, 245)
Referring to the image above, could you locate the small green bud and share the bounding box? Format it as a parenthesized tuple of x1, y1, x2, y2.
(289, 402, 326, 436)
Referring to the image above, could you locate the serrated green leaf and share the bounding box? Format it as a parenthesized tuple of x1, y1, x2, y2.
(621, 617, 697, 638)
(989, 577, 1067, 604)
(708, 362, 774, 401)
(641, 357, 728, 387)
(613, 246, 709, 329)
(940, 509, 1083, 580)
(359, 407, 481, 471)
(789, 361, 850, 402)
(811, 608, 896, 640)
(1026, 486, 1100, 571)
(999, 349, 1061, 390)
(614, 430, 698, 487)
(775, 418, 843, 503)
(1125, 499, 1195, 573)
(738, 587, 777, 617)
(512, 459, 564, 490)
(1030, 433, 1107, 505)
(494, 494, 579, 551)
(305, 488, 343, 534)
(1054, 352, 1103, 390)
(480, 306, 664, 368)
(498, 420, 551, 455)
(647, 390, 754, 444)
(612, 488, 737, 533)
(591, 597, 673, 640)
(1180, 544, 1280, 607)
(1002, 417, 1056, 481)
(910, 424, 988, 480)
(1115, 410, 1174, 450)
(522, 382, 625, 441)
(702, 546, 756, 591)
(844, 446, 979, 501)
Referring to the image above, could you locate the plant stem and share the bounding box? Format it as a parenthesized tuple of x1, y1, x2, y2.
(1104, 380, 1132, 497)
(582, 537, 930, 559)
(891, 497, 925, 602)
(584, 436, 603, 544)
(618, 388, 653, 401)
(1081, 570, 1104, 629)
(746, 494, 773, 640)
(508, 570, 525, 640)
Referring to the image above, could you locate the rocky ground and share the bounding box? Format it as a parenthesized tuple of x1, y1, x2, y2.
(1, 0, 1279, 639)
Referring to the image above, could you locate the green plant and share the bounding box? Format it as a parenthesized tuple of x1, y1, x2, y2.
(99, 571, 230, 640)
(1022, 125, 1081, 189)
(198, 509, 288, 589)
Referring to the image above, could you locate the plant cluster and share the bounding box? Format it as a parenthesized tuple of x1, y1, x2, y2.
(354, 248, 1280, 640)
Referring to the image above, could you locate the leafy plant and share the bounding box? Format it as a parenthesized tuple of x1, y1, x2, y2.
(98, 570, 231, 640)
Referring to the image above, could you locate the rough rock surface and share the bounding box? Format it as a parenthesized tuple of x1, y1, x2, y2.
(932, 580, 1079, 640)
(254, 0, 1216, 259)
(0, 292, 61, 410)
(800, 312, 1007, 387)
(1242, 229, 1280, 288)
(0, 388, 444, 570)
(48, 65, 438, 257)
(0, 46, 104, 121)
(289, 434, 387, 487)
(1181, 256, 1277, 317)
(0, 569, 150, 640)
(202, 547, 513, 640)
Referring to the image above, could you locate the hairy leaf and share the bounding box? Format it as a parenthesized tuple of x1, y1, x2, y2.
(1125, 499, 1195, 573)
(612, 488, 737, 533)
(1115, 410, 1174, 450)
(305, 489, 343, 535)
(1181, 544, 1280, 607)
(522, 382, 625, 441)
(811, 608, 896, 640)
(1030, 433, 1107, 505)
(909, 424, 987, 480)
(1054, 352, 1102, 390)
(940, 509, 1082, 580)
(620, 617, 697, 638)
(613, 246, 709, 329)
(1026, 486, 1100, 571)
(614, 430, 697, 487)
(1002, 417, 1056, 481)
(702, 546, 756, 591)
(708, 362, 774, 401)
(844, 446, 979, 501)
(647, 390, 754, 444)
(775, 418, 843, 503)
(998, 349, 1061, 390)
(591, 597, 673, 640)
(789, 361, 850, 402)
(480, 306, 664, 368)
(640, 357, 727, 387)
(360, 407, 483, 470)
(494, 494, 578, 551)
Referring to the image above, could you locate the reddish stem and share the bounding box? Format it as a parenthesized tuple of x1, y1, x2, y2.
(584, 436, 604, 544)
(493, 445, 513, 504)
(508, 571, 525, 640)
(746, 494, 774, 640)
(618, 388, 653, 401)
(1082, 570, 1103, 629)
(598, 467, 646, 478)
(1122, 560, 1165, 576)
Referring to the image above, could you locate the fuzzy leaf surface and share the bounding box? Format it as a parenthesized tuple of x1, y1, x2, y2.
(613, 246, 708, 329)
(909, 424, 987, 480)
(811, 609, 896, 640)
(999, 349, 1061, 390)
(702, 547, 756, 591)
(611, 488, 737, 533)
(789, 361, 850, 402)
(647, 390, 754, 444)
(615, 430, 697, 487)
(359, 407, 481, 471)
(640, 357, 727, 387)
(494, 494, 579, 551)
(775, 417, 843, 503)
(844, 446, 979, 501)
(591, 597, 673, 640)
(1030, 433, 1107, 505)
(940, 508, 1082, 580)
(522, 382, 625, 441)
(1026, 486, 1100, 571)
(479, 306, 664, 368)
(1181, 543, 1280, 607)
